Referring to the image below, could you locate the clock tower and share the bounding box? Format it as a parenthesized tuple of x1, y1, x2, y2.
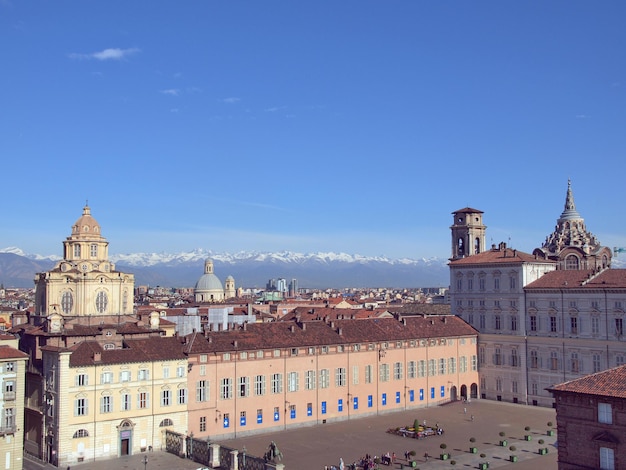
(34, 205, 134, 317)
(450, 207, 487, 261)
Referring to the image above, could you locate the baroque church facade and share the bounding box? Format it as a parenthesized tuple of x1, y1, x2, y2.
(450, 181, 626, 407)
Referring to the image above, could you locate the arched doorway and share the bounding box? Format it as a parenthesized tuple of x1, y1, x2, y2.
(450, 386, 458, 401)
(470, 383, 478, 399)
(460, 384, 468, 400)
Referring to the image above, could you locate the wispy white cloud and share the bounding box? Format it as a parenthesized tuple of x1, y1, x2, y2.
(264, 106, 286, 112)
(221, 97, 241, 104)
(160, 89, 180, 96)
(575, 114, 590, 119)
(68, 47, 140, 61)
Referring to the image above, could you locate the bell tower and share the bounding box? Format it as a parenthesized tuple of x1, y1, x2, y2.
(450, 207, 486, 260)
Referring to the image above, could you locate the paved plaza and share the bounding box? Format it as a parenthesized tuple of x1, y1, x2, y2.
(25, 400, 558, 470)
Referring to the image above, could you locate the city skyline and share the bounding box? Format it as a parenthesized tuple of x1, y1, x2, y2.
(2, 2, 625, 260)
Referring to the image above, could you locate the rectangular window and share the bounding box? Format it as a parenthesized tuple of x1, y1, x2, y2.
(571, 316, 578, 334)
(467, 278, 473, 290)
(100, 396, 112, 413)
(550, 316, 557, 333)
(271, 373, 283, 394)
(550, 351, 558, 371)
(305, 370, 316, 390)
(288, 371, 299, 392)
(494, 277, 500, 290)
(479, 314, 486, 329)
(460, 356, 467, 373)
(239, 376, 249, 397)
(408, 361, 416, 379)
(138, 392, 149, 409)
(199, 365, 206, 376)
(196, 380, 208, 402)
(254, 375, 265, 396)
(439, 358, 446, 375)
(494, 315, 501, 330)
(616, 318, 623, 336)
(177, 388, 187, 405)
(393, 362, 403, 380)
(428, 359, 437, 376)
(364, 365, 372, 384)
(121, 393, 131, 411)
(599, 403, 612, 424)
(511, 315, 518, 331)
(161, 389, 171, 406)
(199, 416, 207, 432)
(320, 369, 330, 389)
(510, 350, 519, 367)
(76, 374, 88, 387)
(162, 366, 170, 379)
(417, 360, 426, 377)
(600, 447, 615, 470)
(379, 364, 390, 382)
(90, 244, 98, 257)
(177, 366, 185, 377)
(593, 354, 602, 373)
(530, 351, 539, 369)
(494, 348, 502, 366)
(220, 378, 233, 399)
(448, 357, 456, 374)
(571, 352, 580, 373)
(592, 316, 600, 335)
(530, 316, 537, 331)
(100, 372, 113, 384)
(479, 278, 485, 291)
(352, 365, 359, 385)
(120, 370, 131, 382)
(138, 369, 150, 381)
(335, 368, 346, 387)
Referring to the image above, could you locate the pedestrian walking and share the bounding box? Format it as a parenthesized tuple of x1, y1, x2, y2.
(464, 407, 467, 414)
(471, 414, 474, 421)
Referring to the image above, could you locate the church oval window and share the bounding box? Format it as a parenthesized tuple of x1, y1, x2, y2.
(95, 291, 108, 314)
(61, 291, 73, 314)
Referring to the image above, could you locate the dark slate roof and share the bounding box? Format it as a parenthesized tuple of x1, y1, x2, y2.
(68, 336, 186, 367)
(547, 365, 626, 399)
(525, 268, 626, 290)
(183, 315, 476, 354)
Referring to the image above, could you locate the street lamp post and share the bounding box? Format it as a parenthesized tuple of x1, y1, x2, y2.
(242, 445, 246, 467)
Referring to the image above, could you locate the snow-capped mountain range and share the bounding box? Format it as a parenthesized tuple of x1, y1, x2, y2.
(0, 247, 450, 289)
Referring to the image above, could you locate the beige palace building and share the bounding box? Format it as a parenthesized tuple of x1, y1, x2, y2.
(183, 315, 478, 440)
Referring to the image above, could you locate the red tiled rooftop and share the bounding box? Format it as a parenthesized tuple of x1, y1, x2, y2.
(450, 246, 555, 266)
(548, 365, 626, 399)
(526, 268, 626, 289)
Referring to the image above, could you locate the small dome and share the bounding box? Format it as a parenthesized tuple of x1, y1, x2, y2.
(226, 275, 234, 281)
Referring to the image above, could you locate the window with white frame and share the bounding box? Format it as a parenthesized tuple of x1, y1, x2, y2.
(161, 389, 171, 406)
(75, 397, 87, 416)
(600, 447, 615, 470)
(271, 373, 283, 394)
(138, 369, 150, 381)
(439, 357, 446, 375)
(598, 403, 612, 424)
(320, 369, 330, 389)
(393, 362, 403, 380)
(418, 360, 426, 377)
(352, 365, 359, 385)
(408, 361, 416, 379)
(120, 370, 131, 382)
(364, 365, 372, 384)
(220, 378, 233, 399)
(177, 388, 187, 405)
(238, 376, 249, 397)
(593, 354, 602, 373)
(459, 356, 467, 373)
(196, 380, 208, 402)
(428, 359, 436, 376)
(379, 363, 390, 382)
(100, 395, 112, 413)
(305, 370, 316, 390)
(335, 368, 346, 387)
(138, 391, 149, 409)
(449, 357, 456, 374)
(76, 373, 88, 387)
(254, 375, 266, 396)
(287, 372, 299, 392)
(121, 393, 131, 411)
(100, 371, 113, 384)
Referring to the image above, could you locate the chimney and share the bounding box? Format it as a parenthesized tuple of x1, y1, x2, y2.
(301, 322, 306, 331)
(93, 352, 102, 362)
(290, 325, 296, 332)
(233, 340, 238, 348)
(338, 328, 343, 335)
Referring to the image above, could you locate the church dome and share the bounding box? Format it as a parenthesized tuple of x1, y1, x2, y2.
(195, 273, 224, 292)
(72, 205, 102, 237)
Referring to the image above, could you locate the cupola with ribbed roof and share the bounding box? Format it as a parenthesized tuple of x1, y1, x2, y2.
(533, 180, 612, 270)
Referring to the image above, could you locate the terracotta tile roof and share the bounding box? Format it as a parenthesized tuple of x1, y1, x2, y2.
(547, 365, 626, 399)
(525, 268, 626, 290)
(0, 345, 28, 360)
(450, 246, 554, 266)
(453, 207, 483, 214)
(281, 307, 392, 322)
(183, 315, 476, 354)
(68, 336, 186, 367)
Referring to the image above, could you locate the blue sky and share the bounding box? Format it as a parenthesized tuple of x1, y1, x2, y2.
(1, 1, 625, 260)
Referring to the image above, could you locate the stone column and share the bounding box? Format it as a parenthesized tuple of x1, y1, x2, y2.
(209, 443, 221, 467)
(230, 450, 239, 470)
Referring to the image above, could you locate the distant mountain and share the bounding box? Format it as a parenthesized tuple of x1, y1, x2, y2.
(0, 248, 450, 289)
